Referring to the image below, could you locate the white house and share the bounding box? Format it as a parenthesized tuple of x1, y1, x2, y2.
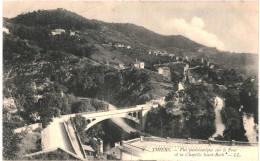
(158, 67, 164, 74)
(118, 63, 125, 69)
(51, 29, 65, 35)
(198, 48, 204, 52)
(70, 30, 76, 36)
(116, 44, 125, 48)
(133, 59, 145, 69)
(169, 54, 175, 57)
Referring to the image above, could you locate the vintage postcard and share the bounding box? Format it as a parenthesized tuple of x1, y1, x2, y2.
(2, 1, 258, 160)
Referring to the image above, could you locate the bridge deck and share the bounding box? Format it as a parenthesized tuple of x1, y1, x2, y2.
(61, 104, 158, 120)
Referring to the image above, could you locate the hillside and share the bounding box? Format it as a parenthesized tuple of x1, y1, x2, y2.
(3, 7, 258, 129)
(8, 8, 203, 50)
(5, 8, 257, 77)
(3, 8, 259, 159)
(3, 8, 178, 130)
(9, 8, 100, 30)
(106, 23, 204, 51)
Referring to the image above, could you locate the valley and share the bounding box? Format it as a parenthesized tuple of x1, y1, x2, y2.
(2, 8, 258, 160)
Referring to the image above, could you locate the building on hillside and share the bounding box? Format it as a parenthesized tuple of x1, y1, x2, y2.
(51, 29, 66, 35)
(169, 54, 175, 58)
(157, 67, 171, 80)
(250, 76, 256, 82)
(133, 59, 145, 69)
(116, 43, 125, 48)
(198, 48, 204, 52)
(70, 30, 76, 36)
(69, 30, 80, 36)
(118, 63, 125, 69)
(158, 67, 164, 74)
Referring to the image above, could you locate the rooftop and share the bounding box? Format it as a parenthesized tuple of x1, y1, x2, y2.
(119, 137, 258, 160)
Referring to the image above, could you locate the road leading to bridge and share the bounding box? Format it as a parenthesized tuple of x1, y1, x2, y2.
(41, 118, 74, 152)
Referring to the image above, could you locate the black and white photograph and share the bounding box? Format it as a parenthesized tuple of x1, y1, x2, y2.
(2, 1, 259, 160)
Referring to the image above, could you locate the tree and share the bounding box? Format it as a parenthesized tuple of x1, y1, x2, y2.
(67, 65, 105, 97)
(86, 124, 105, 157)
(71, 100, 95, 113)
(3, 117, 22, 160)
(91, 99, 108, 111)
(11, 77, 37, 123)
(240, 78, 258, 123)
(36, 91, 70, 127)
(86, 124, 105, 140)
(72, 116, 104, 157)
(72, 115, 88, 137)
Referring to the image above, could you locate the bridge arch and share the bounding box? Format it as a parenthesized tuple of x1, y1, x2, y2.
(84, 116, 140, 131)
(64, 103, 159, 132)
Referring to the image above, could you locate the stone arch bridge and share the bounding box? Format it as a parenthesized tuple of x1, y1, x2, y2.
(61, 103, 159, 131)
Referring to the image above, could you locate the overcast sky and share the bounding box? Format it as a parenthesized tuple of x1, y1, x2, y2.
(3, 1, 258, 54)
